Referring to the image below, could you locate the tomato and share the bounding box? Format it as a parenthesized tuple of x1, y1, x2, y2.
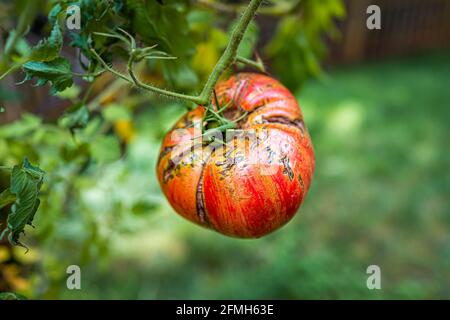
(157, 73, 315, 238)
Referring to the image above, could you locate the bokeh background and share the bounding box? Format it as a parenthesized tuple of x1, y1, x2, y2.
(1, 0, 449, 299)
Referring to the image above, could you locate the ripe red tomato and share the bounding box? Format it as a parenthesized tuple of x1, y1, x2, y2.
(157, 73, 315, 238)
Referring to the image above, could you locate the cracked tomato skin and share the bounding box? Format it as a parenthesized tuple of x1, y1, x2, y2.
(157, 73, 315, 238)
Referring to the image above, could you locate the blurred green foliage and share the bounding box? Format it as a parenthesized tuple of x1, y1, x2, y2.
(266, 0, 345, 89)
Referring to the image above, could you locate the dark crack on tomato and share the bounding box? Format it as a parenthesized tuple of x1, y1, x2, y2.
(196, 151, 212, 225)
(196, 171, 207, 224)
(163, 159, 177, 183)
(298, 173, 305, 196)
(280, 155, 294, 181)
(216, 147, 239, 177)
(265, 146, 276, 164)
(262, 116, 305, 134)
(161, 143, 204, 181)
(216, 152, 244, 178)
(157, 145, 175, 165)
(162, 153, 187, 183)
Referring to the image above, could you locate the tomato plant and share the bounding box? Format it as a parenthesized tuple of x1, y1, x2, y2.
(157, 73, 315, 237)
(0, 0, 343, 247)
(0, 0, 344, 296)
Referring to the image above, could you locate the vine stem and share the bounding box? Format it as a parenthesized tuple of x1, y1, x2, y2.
(196, 0, 301, 16)
(91, 0, 264, 106)
(198, 0, 264, 104)
(235, 55, 266, 73)
(91, 49, 205, 104)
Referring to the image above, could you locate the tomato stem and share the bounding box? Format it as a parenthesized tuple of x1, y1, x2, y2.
(235, 55, 266, 73)
(196, 0, 301, 17)
(198, 0, 264, 104)
(90, 0, 264, 106)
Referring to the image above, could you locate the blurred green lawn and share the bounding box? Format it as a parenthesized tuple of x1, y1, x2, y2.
(59, 50, 450, 299)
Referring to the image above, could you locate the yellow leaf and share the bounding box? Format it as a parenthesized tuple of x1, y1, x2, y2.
(0, 246, 11, 263)
(114, 120, 136, 143)
(13, 246, 40, 264)
(192, 42, 219, 78)
(2, 264, 30, 292)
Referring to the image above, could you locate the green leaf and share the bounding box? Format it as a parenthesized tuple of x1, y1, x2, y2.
(4, 30, 19, 55)
(0, 113, 41, 138)
(55, 84, 81, 99)
(23, 158, 45, 182)
(22, 57, 73, 94)
(89, 136, 121, 164)
(29, 24, 63, 61)
(127, 0, 198, 89)
(102, 104, 131, 122)
(69, 33, 90, 53)
(264, 1, 345, 90)
(59, 103, 90, 131)
(0, 188, 16, 210)
(9, 168, 38, 223)
(162, 61, 198, 90)
(131, 200, 158, 216)
(48, 3, 64, 25)
(0, 158, 45, 251)
(0, 106, 5, 113)
(0, 292, 28, 300)
(127, 0, 170, 50)
(113, 0, 124, 12)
